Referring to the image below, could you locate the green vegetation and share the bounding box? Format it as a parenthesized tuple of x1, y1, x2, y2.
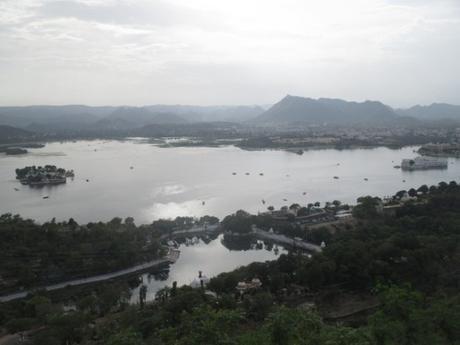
(15, 165, 73, 185)
(0, 215, 164, 291)
(1, 181, 460, 344)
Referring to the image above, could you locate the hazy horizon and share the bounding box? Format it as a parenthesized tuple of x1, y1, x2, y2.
(1, 0, 460, 107)
(0, 95, 459, 110)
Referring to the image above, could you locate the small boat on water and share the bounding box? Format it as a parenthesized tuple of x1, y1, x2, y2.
(259, 173, 264, 176)
(245, 172, 250, 175)
(14, 188, 20, 191)
(202, 201, 205, 205)
(86, 179, 90, 182)
(261, 199, 266, 204)
(232, 172, 237, 175)
(403, 180, 406, 183)
(130, 166, 134, 170)
(42, 196, 49, 199)
(364, 178, 368, 181)
(333, 176, 339, 179)
(302, 192, 307, 195)
(283, 198, 288, 201)
(393, 165, 401, 169)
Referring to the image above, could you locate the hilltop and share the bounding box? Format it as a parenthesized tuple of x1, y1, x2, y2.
(253, 95, 417, 127)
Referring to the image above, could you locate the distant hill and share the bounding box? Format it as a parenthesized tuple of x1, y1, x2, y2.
(396, 103, 460, 121)
(104, 107, 188, 128)
(144, 105, 264, 122)
(0, 105, 115, 132)
(0, 125, 35, 142)
(253, 95, 415, 126)
(0, 104, 263, 133)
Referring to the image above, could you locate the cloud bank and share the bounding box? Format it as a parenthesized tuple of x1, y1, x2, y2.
(0, 0, 459, 106)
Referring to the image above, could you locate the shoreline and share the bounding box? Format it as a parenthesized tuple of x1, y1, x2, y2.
(0, 248, 179, 303)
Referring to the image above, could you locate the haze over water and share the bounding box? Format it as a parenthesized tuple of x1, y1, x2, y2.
(1, 139, 459, 224)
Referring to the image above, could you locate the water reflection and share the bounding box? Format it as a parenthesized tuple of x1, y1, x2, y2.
(3, 140, 460, 223)
(130, 233, 287, 303)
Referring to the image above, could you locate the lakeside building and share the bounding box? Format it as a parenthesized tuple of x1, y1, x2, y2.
(190, 271, 210, 289)
(236, 278, 262, 294)
(401, 156, 448, 171)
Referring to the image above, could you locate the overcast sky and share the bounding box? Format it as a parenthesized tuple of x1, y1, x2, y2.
(0, 0, 459, 107)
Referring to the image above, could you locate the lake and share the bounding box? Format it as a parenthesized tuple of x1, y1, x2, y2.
(1, 139, 459, 224)
(130, 234, 288, 302)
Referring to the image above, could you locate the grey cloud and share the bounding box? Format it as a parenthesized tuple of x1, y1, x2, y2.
(37, 0, 226, 30)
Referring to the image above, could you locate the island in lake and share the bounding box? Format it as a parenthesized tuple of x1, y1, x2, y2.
(15, 165, 74, 186)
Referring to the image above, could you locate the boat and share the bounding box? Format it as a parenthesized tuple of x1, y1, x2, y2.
(14, 188, 19, 191)
(42, 196, 49, 199)
(245, 172, 250, 175)
(261, 200, 266, 204)
(302, 192, 306, 195)
(259, 173, 264, 176)
(333, 176, 339, 179)
(393, 165, 401, 169)
(232, 172, 237, 175)
(364, 178, 368, 181)
(202, 201, 205, 205)
(130, 166, 134, 170)
(86, 179, 90, 182)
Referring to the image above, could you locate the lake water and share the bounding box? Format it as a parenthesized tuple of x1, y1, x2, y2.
(130, 234, 288, 302)
(1, 139, 459, 224)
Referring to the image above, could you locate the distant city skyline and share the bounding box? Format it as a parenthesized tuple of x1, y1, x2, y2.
(1, 0, 459, 107)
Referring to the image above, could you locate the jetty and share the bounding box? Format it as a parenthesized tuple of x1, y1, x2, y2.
(252, 227, 322, 253)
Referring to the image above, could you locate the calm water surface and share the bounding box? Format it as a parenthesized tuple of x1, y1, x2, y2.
(1, 139, 459, 223)
(130, 234, 288, 302)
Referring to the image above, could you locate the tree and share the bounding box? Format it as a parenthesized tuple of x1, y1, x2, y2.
(353, 196, 379, 219)
(408, 188, 417, 197)
(289, 203, 300, 210)
(438, 181, 448, 191)
(243, 292, 274, 321)
(266, 307, 322, 345)
(124, 217, 135, 227)
(417, 185, 429, 194)
(171, 281, 178, 297)
(107, 329, 143, 345)
(139, 285, 147, 308)
(395, 190, 407, 199)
